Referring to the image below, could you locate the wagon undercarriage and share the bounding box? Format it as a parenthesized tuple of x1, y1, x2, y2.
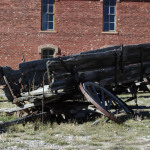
(0, 43, 150, 127)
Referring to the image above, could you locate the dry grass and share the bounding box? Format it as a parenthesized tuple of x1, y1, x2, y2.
(0, 92, 150, 149)
(0, 99, 15, 108)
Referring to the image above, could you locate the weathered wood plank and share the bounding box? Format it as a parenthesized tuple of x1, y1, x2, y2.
(51, 62, 150, 91)
(0, 112, 47, 128)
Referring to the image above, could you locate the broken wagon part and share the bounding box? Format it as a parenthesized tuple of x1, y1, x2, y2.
(3, 76, 16, 100)
(0, 43, 150, 124)
(0, 101, 102, 128)
(47, 43, 150, 93)
(48, 101, 102, 118)
(79, 82, 134, 123)
(20, 85, 50, 97)
(0, 94, 64, 115)
(139, 77, 150, 92)
(0, 112, 47, 129)
(1, 43, 150, 101)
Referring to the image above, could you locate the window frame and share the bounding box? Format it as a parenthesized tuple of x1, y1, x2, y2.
(41, 0, 55, 31)
(103, 0, 116, 32)
(41, 48, 55, 59)
(38, 44, 58, 58)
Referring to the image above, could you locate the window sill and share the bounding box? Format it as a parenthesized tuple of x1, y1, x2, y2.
(100, 0, 120, 2)
(39, 30, 57, 33)
(102, 31, 119, 35)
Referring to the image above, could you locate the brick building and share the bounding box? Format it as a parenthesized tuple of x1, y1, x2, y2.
(0, 0, 150, 69)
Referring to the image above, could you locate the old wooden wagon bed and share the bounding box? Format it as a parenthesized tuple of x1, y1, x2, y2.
(0, 43, 150, 124)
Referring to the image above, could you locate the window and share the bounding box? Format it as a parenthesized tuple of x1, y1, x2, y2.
(42, 49, 54, 58)
(42, 0, 54, 30)
(103, 0, 116, 32)
(38, 44, 58, 58)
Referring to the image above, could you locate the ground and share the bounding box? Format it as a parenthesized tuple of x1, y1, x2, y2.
(0, 92, 150, 150)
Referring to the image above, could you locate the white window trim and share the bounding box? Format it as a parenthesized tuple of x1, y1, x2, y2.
(100, 0, 120, 2)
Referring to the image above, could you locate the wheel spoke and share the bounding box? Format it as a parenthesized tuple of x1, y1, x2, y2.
(79, 82, 134, 123)
(106, 97, 113, 111)
(91, 85, 101, 105)
(101, 89, 106, 109)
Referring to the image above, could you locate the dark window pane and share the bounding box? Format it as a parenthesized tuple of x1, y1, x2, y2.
(104, 0, 109, 5)
(42, 0, 54, 31)
(110, 23, 115, 30)
(43, 50, 48, 55)
(104, 15, 109, 22)
(110, 0, 116, 6)
(42, 22, 47, 30)
(49, 5, 54, 13)
(42, 4, 47, 12)
(110, 15, 115, 22)
(103, 0, 116, 32)
(42, 13, 47, 22)
(110, 7, 115, 14)
(48, 50, 54, 55)
(43, 0, 49, 4)
(42, 49, 54, 59)
(48, 14, 53, 21)
(104, 23, 109, 31)
(49, 0, 54, 4)
(104, 7, 109, 15)
(48, 22, 53, 30)
(43, 0, 54, 4)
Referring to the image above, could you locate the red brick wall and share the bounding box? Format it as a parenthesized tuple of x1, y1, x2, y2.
(0, 0, 150, 69)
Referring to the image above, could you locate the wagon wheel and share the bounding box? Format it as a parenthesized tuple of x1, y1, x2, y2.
(79, 82, 134, 123)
